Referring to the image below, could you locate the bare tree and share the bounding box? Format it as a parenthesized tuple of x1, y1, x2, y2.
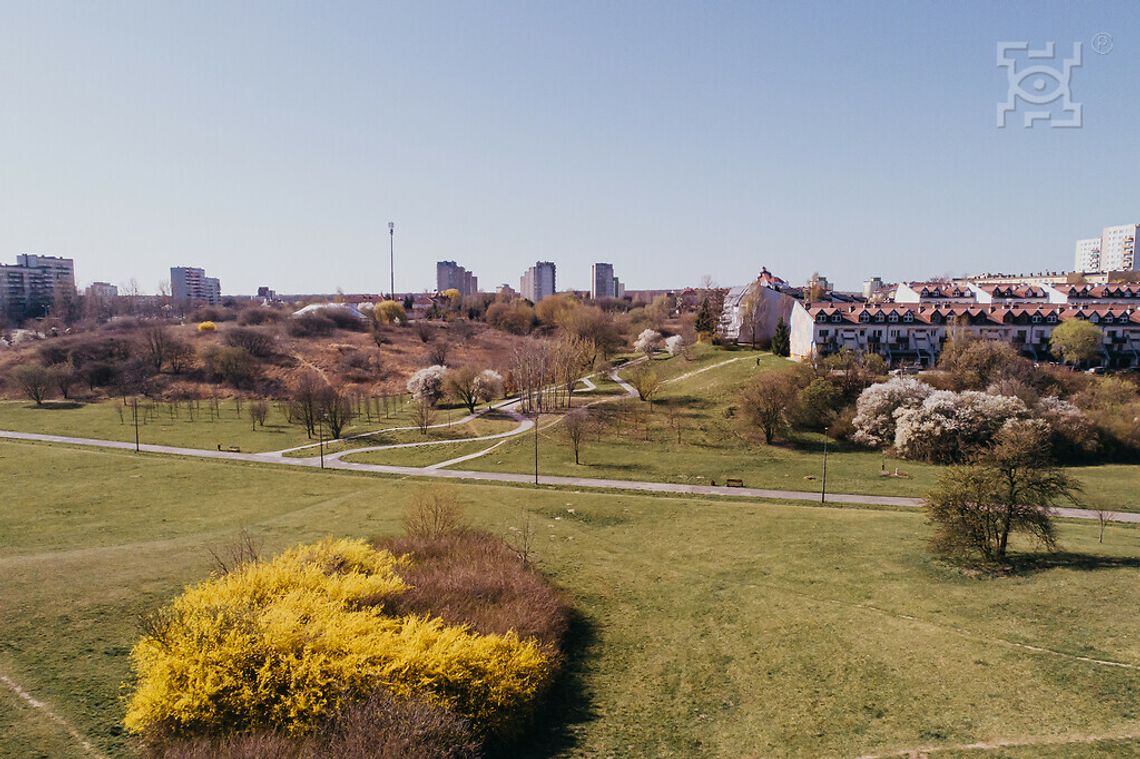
(446, 366, 480, 413)
(563, 408, 591, 464)
(207, 529, 261, 575)
(49, 364, 75, 400)
(738, 371, 799, 444)
(628, 366, 661, 407)
(143, 326, 172, 373)
(249, 400, 269, 430)
(1095, 509, 1113, 544)
(14, 365, 53, 405)
(288, 370, 324, 438)
(506, 507, 535, 566)
(428, 340, 451, 367)
(404, 486, 466, 539)
(319, 383, 354, 439)
(412, 397, 436, 434)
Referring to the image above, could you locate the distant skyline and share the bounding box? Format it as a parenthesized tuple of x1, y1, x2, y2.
(2, 1, 1139, 295)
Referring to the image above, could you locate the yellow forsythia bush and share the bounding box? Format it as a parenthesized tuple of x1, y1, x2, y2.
(196, 321, 217, 332)
(124, 539, 550, 738)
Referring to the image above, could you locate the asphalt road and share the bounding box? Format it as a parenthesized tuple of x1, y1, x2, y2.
(1, 428, 1136, 524)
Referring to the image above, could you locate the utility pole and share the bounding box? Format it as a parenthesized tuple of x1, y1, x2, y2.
(821, 440, 828, 503)
(388, 221, 395, 300)
(132, 397, 140, 453)
(318, 414, 325, 470)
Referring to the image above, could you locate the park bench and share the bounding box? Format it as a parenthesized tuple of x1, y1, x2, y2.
(725, 478, 744, 488)
(218, 444, 241, 453)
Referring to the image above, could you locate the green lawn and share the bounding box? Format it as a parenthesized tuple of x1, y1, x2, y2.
(341, 438, 505, 468)
(0, 398, 422, 454)
(453, 350, 1140, 512)
(285, 410, 521, 458)
(1, 439, 1138, 758)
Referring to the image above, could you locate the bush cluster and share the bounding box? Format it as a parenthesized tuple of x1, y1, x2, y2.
(125, 538, 552, 743)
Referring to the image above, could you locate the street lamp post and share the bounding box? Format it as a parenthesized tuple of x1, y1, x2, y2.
(132, 397, 140, 453)
(533, 409, 540, 486)
(821, 440, 829, 503)
(388, 222, 395, 300)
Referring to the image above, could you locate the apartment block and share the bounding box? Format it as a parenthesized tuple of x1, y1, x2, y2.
(86, 282, 119, 298)
(591, 262, 616, 300)
(170, 266, 221, 306)
(520, 261, 556, 303)
(1099, 224, 1139, 271)
(435, 261, 479, 296)
(0, 254, 76, 320)
(1075, 238, 1102, 272)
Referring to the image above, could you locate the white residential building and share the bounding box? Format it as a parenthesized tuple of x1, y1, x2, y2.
(520, 261, 556, 303)
(1075, 238, 1102, 272)
(1099, 224, 1139, 271)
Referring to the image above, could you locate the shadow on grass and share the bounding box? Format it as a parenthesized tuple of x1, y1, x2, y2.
(493, 610, 598, 759)
(1008, 551, 1140, 575)
(32, 400, 86, 410)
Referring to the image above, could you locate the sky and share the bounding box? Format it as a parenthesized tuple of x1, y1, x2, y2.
(1, 1, 1139, 295)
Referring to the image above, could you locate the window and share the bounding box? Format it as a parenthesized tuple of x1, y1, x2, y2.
(831, 314, 842, 323)
(1047, 314, 1058, 323)
(816, 313, 826, 323)
(1031, 315, 1041, 323)
(859, 311, 870, 323)
(888, 313, 899, 323)
(875, 313, 885, 322)
(902, 312, 914, 323)
(1103, 315, 1114, 324)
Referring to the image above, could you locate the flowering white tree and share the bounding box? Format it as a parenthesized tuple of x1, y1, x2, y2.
(664, 334, 685, 357)
(474, 369, 505, 404)
(634, 329, 662, 358)
(852, 377, 935, 448)
(407, 365, 447, 405)
(894, 390, 1028, 463)
(1035, 395, 1096, 457)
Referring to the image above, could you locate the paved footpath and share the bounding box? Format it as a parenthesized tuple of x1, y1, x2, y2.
(2, 429, 1137, 524)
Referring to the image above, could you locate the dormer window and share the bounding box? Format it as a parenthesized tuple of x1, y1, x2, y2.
(1031, 315, 1041, 323)
(831, 314, 842, 323)
(1047, 314, 1058, 323)
(888, 313, 899, 323)
(816, 313, 827, 323)
(1103, 315, 1114, 324)
(903, 312, 914, 323)
(859, 311, 870, 323)
(875, 313, 885, 322)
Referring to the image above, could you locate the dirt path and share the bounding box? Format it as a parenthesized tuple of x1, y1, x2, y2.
(0, 671, 108, 758)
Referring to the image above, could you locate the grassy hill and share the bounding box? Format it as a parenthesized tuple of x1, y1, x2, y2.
(1, 439, 1138, 758)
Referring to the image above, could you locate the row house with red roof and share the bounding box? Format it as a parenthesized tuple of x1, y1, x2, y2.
(789, 300, 1140, 368)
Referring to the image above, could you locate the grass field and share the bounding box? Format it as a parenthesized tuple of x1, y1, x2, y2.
(450, 348, 1140, 513)
(0, 397, 422, 454)
(1, 439, 1138, 758)
(341, 438, 505, 467)
(285, 409, 521, 458)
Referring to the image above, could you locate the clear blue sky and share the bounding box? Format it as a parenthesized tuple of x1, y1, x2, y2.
(2, 1, 1138, 295)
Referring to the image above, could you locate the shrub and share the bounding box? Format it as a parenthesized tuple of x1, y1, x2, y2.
(237, 307, 285, 326)
(474, 369, 504, 404)
(373, 300, 408, 325)
(893, 390, 1028, 463)
(851, 376, 935, 448)
(125, 539, 551, 741)
(196, 321, 217, 332)
(485, 302, 534, 336)
(664, 334, 685, 357)
(286, 313, 337, 338)
(633, 329, 661, 357)
(224, 327, 275, 358)
(202, 345, 259, 388)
